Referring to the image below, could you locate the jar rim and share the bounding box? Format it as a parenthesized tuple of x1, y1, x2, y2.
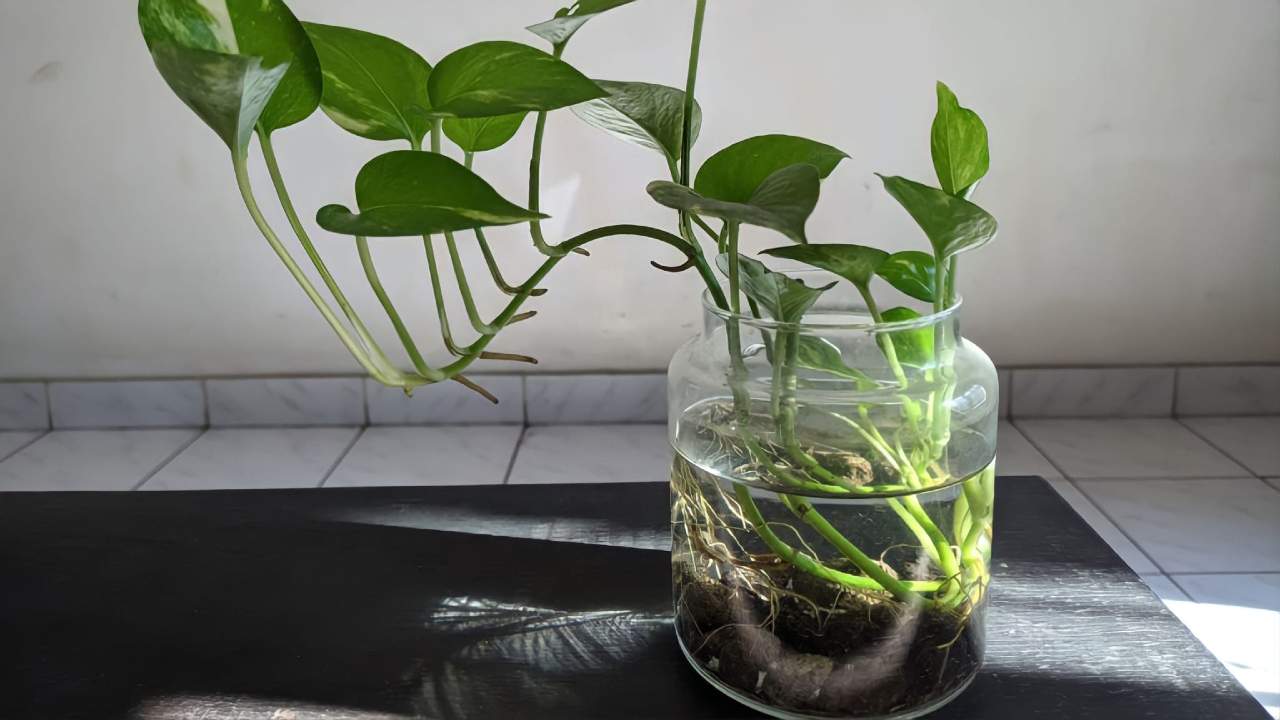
(700, 289, 963, 332)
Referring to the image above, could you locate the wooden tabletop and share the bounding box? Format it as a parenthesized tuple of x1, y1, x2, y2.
(0, 478, 1267, 719)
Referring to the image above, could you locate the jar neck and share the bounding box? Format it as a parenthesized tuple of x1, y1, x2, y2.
(699, 290, 963, 340)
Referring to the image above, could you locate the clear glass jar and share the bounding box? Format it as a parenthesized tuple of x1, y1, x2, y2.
(669, 281, 998, 720)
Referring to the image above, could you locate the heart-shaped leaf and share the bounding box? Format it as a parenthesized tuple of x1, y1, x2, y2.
(443, 113, 528, 153)
(303, 23, 433, 145)
(716, 254, 834, 324)
(527, 0, 637, 47)
(760, 244, 890, 290)
(316, 150, 545, 237)
(148, 42, 287, 155)
(877, 251, 937, 303)
(648, 164, 820, 243)
(931, 82, 989, 197)
(428, 41, 606, 118)
(695, 135, 848, 205)
(878, 175, 998, 260)
(881, 306, 935, 367)
(139, 0, 321, 133)
(571, 80, 700, 164)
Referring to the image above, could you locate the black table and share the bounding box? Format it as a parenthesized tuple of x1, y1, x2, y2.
(0, 478, 1267, 719)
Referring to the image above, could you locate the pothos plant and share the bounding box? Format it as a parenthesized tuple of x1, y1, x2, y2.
(139, 0, 996, 628)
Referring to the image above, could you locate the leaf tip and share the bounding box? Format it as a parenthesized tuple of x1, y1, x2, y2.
(315, 203, 352, 231)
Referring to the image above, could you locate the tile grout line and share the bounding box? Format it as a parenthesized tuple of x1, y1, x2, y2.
(1005, 368, 1015, 421)
(1173, 417, 1260, 479)
(520, 376, 529, 428)
(0, 429, 51, 464)
(1010, 419, 1166, 573)
(1071, 478, 1178, 576)
(200, 379, 211, 427)
(1169, 366, 1180, 417)
(361, 379, 370, 427)
(1163, 574, 1197, 602)
(131, 428, 207, 491)
(42, 380, 54, 429)
(318, 426, 365, 488)
(502, 425, 529, 485)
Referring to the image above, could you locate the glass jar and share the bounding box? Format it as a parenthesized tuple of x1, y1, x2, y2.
(668, 281, 998, 720)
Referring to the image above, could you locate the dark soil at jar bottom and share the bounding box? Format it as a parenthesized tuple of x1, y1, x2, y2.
(675, 564, 982, 718)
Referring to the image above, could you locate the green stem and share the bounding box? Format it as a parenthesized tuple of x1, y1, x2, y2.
(257, 131, 404, 382)
(464, 152, 544, 297)
(669, 0, 718, 302)
(776, 331, 861, 491)
(732, 484, 940, 594)
(232, 154, 424, 389)
(524, 45, 584, 259)
(437, 224, 697, 377)
(781, 494, 926, 605)
(680, 0, 707, 190)
(422, 234, 465, 356)
(430, 127, 495, 336)
(356, 237, 443, 381)
(443, 232, 498, 335)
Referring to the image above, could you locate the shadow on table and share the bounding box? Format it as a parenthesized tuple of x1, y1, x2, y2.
(0, 483, 1268, 719)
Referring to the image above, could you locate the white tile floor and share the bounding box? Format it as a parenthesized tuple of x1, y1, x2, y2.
(0, 418, 1276, 716)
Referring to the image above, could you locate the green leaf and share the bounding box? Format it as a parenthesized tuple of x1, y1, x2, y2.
(882, 307, 935, 367)
(648, 164, 821, 244)
(303, 23, 433, 145)
(148, 42, 287, 154)
(931, 82, 990, 197)
(443, 113, 528, 153)
(428, 41, 606, 118)
(715, 254, 834, 323)
(795, 336, 870, 383)
(571, 81, 700, 165)
(316, 150, 546, 237)
(878, 175, 998, 260)
(695, 134, 848, 205)
(139, 0, 321, 133)
(760, 244, 889, 290)
(877, 251, 937, 303)
(527, 0, 637, 47)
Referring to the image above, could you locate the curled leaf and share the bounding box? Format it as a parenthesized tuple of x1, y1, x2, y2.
(139, 0, 321, 134)
(795, 336, 871, 384)
(147, 42, 287, 155)
(648, 164, 821, 244)
(527, 0, 637, 47)
(761, 244, 889, 290)
(877, 251, 936, 303)
(572, 80, 700, 164)
(716, 254, 834, 323)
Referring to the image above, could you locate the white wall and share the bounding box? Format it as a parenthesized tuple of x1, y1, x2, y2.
(1, 0, 1277, 379)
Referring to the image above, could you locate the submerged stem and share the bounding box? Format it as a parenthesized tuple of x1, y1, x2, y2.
(732, 483, 940, 595)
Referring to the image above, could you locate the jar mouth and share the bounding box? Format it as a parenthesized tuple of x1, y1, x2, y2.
(700, 289, 963, 332)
